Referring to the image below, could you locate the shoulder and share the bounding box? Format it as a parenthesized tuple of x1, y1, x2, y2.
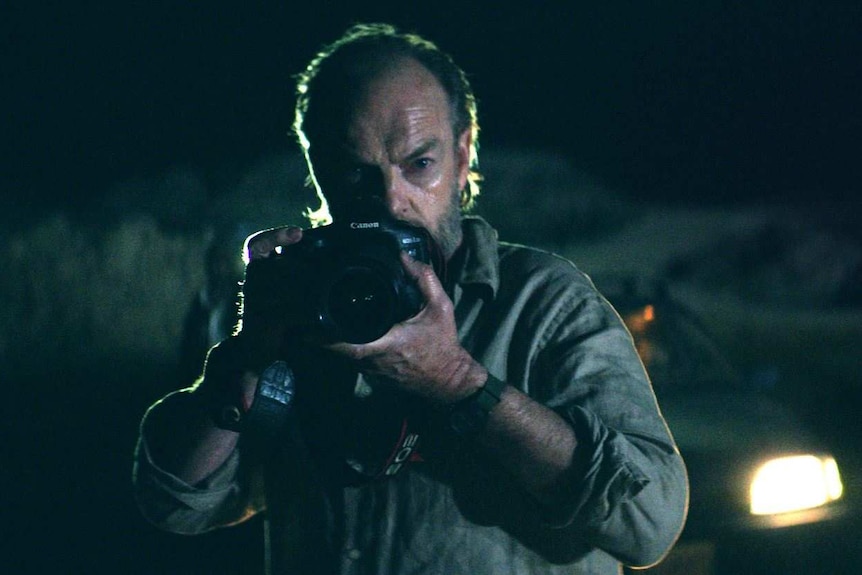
(460, 216, 604, 309)
(496, 240, 627, 341)
(498, 241, 596, 296)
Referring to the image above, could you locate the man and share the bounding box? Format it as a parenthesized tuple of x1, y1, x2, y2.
(134, 23, 688, 574)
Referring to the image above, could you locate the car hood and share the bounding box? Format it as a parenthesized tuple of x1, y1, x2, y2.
(660, 391, 822, 456)
(657, 391, 839, 536)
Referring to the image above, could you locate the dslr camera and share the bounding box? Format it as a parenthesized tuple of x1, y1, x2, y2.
(242, 201, 442, 344)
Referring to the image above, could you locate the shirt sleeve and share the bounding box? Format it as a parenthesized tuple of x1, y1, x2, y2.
(535, 281, 689, 568)
(132, 390, 265, 535)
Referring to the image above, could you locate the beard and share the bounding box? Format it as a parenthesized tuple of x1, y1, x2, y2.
(431, 186, 464, 261)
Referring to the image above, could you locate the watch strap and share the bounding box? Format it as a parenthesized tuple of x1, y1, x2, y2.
(448, 374, 506, 436)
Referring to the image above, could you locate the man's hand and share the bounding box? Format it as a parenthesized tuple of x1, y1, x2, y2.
(243, 226, 304, 262)
(239, 226, 305, 370)
(328, 253, 487, 404)
(241, 227, 486, 404)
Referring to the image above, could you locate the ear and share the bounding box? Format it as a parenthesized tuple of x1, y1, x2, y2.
(455, 128, 473, 192)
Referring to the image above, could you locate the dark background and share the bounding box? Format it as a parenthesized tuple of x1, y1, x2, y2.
(3, 1, 861, 214)
(3, 2, 861, 574)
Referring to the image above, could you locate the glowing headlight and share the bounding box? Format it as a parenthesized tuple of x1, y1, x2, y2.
(750, 455, 843, 515)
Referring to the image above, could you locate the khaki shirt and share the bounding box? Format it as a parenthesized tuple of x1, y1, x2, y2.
(134, 216, 688, 574)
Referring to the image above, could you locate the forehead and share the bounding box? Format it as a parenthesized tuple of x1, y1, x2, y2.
(344, 59, 453, 157)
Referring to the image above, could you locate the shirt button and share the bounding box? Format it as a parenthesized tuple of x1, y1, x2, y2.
(345, 548, 362, 560)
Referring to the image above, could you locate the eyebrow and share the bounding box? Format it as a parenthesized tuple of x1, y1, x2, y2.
(403, 138, 441, 163)
(334, 136, 442, 166)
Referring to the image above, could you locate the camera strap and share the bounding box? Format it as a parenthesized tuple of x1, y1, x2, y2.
(243, 362, 422, 482)
(371, 415, 423, 479)
(242, 361, 296, 443)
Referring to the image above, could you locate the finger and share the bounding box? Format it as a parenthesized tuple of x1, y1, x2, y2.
(244, 226, 303, 262)
(323, 340, 366, 360)
(401, 252, 445, 303)
(272, 226, 303, 247)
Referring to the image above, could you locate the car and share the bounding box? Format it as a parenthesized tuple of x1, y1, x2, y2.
(593, 276, 852, 575)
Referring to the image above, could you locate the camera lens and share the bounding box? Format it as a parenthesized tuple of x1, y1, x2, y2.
(325, 267, 397, 343)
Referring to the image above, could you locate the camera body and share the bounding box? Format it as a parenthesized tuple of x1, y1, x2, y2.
(243, 205, 440, 344)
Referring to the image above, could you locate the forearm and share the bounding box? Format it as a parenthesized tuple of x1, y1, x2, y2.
(142, 337, 262, 484)
(564, 406, 688, 567)
(453, 362, 686, 566)
(143, 386, 243, 485)
(133, 383, 264, 535)
(475, 384, 687, 566)
(477, 383, 578, 506)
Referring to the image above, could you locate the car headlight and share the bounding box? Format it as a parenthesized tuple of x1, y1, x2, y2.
(750, 454, 843, 516)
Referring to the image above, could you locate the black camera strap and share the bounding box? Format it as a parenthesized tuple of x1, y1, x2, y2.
(241, 362, 421, 482)
(242, 361, 296, 443)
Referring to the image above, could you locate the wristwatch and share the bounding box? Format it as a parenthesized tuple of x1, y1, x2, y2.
(448, 374, 507, 436)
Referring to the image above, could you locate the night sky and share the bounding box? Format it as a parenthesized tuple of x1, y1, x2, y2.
(3, 2, 861, 213)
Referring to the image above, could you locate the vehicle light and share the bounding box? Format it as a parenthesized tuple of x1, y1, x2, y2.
(750, 455, 843, 516)
(642, 304, 655, 322)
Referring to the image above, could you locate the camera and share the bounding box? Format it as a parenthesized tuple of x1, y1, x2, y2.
(242, 202, 442, 344)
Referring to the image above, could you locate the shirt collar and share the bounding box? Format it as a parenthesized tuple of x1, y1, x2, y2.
(449, 215, 499, 300)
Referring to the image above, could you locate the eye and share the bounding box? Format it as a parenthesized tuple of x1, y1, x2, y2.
(404, 157, 435, 178)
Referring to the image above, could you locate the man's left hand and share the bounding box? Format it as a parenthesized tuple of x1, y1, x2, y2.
(327, 253, 487, 404)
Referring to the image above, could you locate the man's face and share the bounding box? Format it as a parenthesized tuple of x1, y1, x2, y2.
(311, 58, 472, 260)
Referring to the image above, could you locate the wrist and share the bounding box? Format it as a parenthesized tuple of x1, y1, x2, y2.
(447, 373, 507, 437)
(196, 339, 260, 431)
(439, 350, 489, 404)
(206, 371, 256, 431)
(209, 362, 296, 434)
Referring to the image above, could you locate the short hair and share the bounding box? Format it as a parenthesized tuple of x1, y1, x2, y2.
(294, 23, 481, 225)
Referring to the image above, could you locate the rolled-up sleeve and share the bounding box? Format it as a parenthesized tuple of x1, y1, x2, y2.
(452, 220, 688, 569)
(555, 404, 688, 567)
(536, 286, 689, 568)
(132, 390, 264, 535)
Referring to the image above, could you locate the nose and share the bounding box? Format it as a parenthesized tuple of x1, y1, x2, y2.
(382, 169, 410, 218)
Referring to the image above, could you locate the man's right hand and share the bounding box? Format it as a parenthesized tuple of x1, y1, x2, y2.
(192, 225, 306, 431)
(243, 225, 304, 262)
(236, 226, 305, 370)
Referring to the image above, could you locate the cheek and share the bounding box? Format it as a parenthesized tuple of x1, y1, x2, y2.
(425, 179, 456, 219)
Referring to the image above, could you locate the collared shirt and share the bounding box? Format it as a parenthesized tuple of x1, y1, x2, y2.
(134, 216, 688, 574)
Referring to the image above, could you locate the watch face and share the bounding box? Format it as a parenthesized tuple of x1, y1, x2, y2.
(215, 404, 244, 431)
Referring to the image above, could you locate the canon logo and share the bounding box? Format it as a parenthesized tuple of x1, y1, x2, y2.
(350, 222, 380, 229)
